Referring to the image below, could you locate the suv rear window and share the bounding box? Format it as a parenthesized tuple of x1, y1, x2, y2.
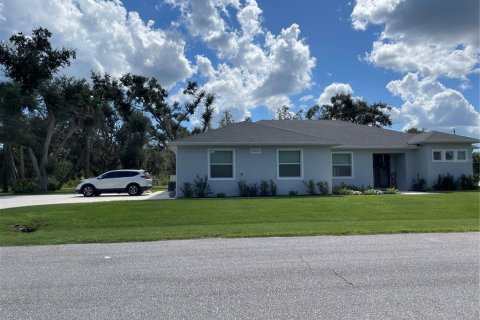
(115, 171, 139, 178)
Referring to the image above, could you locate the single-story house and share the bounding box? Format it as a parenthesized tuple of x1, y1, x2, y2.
(170, 120, 478, 196)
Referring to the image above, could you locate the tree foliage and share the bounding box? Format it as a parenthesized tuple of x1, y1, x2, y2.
(0, 27, 218, 193)
(218, 110, 235, 127)
(306, 93, 392, 127)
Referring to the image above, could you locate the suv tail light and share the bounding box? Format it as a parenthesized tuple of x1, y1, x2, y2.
(141, 171, 151, 179)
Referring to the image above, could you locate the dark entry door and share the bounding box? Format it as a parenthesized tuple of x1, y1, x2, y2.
(373, 154, 390, 188)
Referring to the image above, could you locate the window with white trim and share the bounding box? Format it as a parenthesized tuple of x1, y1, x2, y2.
(209, 149, 234, 179)
(332, 153, 353, 177)
(432, 150, 468, 162)
(457, 150, 466, 161)
(278, 149, 302, 178)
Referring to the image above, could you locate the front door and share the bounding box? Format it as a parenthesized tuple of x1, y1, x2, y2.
(373, 154, 390, 188)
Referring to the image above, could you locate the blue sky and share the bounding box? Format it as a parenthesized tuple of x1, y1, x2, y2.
(1, 0, 479, 136)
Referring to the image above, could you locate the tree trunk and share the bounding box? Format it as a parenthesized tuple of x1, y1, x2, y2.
(28, 147, 41, 184)
(85, 134, 92, 177)
(2, 144, 8, 192)
(6, 144, 18, 192)
(19, 145, 25, 179)
(56, 144, 86, 190)
(37, 114, 56, 192)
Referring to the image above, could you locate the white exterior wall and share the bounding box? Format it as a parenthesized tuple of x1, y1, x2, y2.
(175, 145, 332, 197)
(416, 143, 474, 187)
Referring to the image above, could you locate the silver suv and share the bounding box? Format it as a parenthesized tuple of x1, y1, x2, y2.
(76, 169, 152, 197)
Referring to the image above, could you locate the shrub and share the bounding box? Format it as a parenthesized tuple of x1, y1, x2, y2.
(238, 180, 249, 197)
(386, 187, 399, 194)
(316, 180, 329, 195)
(269, 179, 277, 196)
(333, 183, 362, 195)
(15, 179, 38, 193)
(181, 182, 193, 198)
(193, 175, 212, 198)
(457, 174, 476, 190)
(248, 183, 258, 197)
(259, 180, 270, 196)
(216, 192, 226, 198)
(303, 179, 316, 195)
(433, 173, 456, 191)
(411, 174, 426, 191)
(288, 190, 298, 196)
(363, 189, 383, 195)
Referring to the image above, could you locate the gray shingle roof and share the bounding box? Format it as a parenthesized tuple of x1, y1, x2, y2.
(170, 121, 339, 146)
(170, 120, 479, 148)
(406, 131, 479, 144)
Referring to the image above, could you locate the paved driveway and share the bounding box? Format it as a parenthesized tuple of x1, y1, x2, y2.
(0, 191, 170, 209)
(0, 233, 478, 320)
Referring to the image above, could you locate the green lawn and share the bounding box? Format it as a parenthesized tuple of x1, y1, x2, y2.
(0, 192, 478, 246)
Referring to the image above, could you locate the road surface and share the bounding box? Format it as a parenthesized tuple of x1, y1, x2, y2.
(1, 232, 478, 319)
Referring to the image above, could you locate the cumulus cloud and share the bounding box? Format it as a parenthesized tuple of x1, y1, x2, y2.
(167, 0, 315, 120)
(351, 0, 479, 79)
(0, 0, 194, 86)
(317, 82, 354, 106)
(387, 73, 480, 137)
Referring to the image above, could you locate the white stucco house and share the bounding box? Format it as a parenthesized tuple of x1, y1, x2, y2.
(170, 120, 478, 196)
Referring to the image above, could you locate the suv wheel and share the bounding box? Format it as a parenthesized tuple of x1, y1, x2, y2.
(127, 183, 141, 196)
(81, 184, 96, 197)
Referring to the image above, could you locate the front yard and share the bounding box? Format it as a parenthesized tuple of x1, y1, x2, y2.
(0, 192, 478, 246)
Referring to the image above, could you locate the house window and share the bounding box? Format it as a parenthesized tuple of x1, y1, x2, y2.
(209, 149, 234, 179)
(432, 151, 442, 161)
(278, 149, 302, 178)
(432, 150, 468, 162)
(445, 151, 455, 161)
(332, 153, 353, 177)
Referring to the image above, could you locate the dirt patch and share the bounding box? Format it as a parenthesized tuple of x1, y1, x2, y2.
(11, 224, 37, 233)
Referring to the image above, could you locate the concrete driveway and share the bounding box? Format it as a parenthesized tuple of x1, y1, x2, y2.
(0, 191, 171, 209)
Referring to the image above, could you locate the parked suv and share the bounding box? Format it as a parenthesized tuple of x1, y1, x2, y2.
(76, 169, 152, 197)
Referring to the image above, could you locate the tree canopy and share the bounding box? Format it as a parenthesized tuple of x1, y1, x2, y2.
(306, 93, 392, 127)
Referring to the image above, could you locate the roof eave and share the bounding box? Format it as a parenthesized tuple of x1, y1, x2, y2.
(169, 142, 340, 147)
(332, 145, 419, 150)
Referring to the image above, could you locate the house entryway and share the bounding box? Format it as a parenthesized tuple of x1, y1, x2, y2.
(373, 154, 392, 188)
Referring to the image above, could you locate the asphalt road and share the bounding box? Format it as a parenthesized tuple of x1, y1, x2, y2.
(0, 233, 478, 320)
(0, 191, 170, 209)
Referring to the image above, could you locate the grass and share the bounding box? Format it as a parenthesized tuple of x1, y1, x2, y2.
(0, 192, 478, 246)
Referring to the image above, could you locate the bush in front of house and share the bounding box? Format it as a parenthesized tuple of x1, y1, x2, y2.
(259, 180, 269, 196)
(193, 175, 212, 198)
(181, 182, 193, 198)
(303, 179, 316, 195)
(433, 173, 456, 191)
(316, 180, 329, 195)
(411, 174, 426, 191)
(457, 174, 476, 190)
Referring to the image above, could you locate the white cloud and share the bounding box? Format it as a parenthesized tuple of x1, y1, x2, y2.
(351, 0, 479, 80)
(0, 0, 194, 86)
(299, 95, 314, 102)
(168, 0, 316, 120)
(387, 73, 480, 137)
(317, 82, 353, 106)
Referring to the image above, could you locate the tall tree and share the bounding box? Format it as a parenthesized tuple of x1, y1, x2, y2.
(276, 105, 303, 120)
(119, 74, 215, 145)
(0, 28, 77, 191)
(306, 93, 392, 127)
(218, 110, 235, 127)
